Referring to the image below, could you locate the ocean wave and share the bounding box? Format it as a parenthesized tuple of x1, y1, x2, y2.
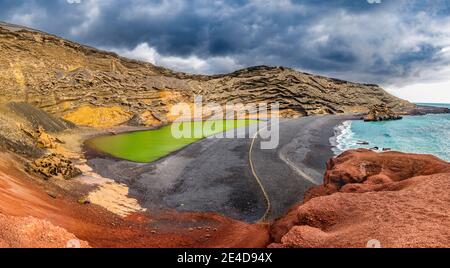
(330, 113, 450, 161)
(330, 120, 355, 156)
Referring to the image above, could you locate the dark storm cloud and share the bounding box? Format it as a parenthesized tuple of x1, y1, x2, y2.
(1, 0, 450, 86)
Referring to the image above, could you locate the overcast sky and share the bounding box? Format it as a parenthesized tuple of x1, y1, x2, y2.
(1, 0, 450, 103)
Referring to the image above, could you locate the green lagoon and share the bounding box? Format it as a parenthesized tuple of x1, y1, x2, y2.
(87, 120, 257, 163)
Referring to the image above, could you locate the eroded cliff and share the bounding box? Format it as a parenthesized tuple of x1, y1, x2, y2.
(0, 22, 414, 128)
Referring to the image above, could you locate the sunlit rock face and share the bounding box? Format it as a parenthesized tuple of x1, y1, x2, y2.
(0, 23, 414, 128)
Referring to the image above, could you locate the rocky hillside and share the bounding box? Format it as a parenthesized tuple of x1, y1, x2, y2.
(270, 149, 450, 248)
(0, 22, 414, 127)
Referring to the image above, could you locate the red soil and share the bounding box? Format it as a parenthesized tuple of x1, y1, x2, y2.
(0, 214, 90, 248)
(0, 152, 269, 248)
(270, 149, 450, 248)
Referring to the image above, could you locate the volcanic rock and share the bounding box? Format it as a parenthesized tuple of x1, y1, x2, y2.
(408, 104, 450, 115)
(0, 23, 414, 128)
(7, 102, 75, 132)
(35, 126, 61, 149)
(26, 153, 82, 180)
(0, 214, 90, 248)
(127, 111, 162, 127)
(0, 152, 269, 248)
(270, 149, 450, 248)
(364, 103, 402, 121)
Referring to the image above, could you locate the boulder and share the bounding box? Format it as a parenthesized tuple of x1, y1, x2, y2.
(127, 111, 162, 127)
(363, 103, 402, 122)
(35, 126, 60, 149)
(26, 154, 82, 180)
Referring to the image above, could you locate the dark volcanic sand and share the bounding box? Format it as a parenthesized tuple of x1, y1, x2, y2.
(86, 115, 353, 222)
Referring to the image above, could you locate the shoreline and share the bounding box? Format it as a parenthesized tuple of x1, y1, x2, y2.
(84, 114, 354, 223)
(81, 106, 447, 224)
(83, 119, 260, 164)
(81, 103, 449, 165)
(3, 110, 447, 247)
(331, 109, 450, 161)
(82, 106, 447, 222)
(407, 104, 450, 115)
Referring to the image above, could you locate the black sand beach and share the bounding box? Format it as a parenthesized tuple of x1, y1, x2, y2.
(86, 115, 354, 222)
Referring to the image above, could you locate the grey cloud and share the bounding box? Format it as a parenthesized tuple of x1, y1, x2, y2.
(1, 0, 450, 86)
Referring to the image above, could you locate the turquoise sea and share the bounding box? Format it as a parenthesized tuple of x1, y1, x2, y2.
(331, 103, 450, 161)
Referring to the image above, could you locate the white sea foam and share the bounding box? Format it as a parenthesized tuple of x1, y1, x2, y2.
(330, 112, 450, 161)
(330, 120, 355, 155)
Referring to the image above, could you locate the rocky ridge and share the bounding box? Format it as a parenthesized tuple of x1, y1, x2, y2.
(0, 22, 415, 128)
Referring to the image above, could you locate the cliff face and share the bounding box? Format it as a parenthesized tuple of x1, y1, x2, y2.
(199, 66, 414, 116)
(0, 22, 414, 127)
(270, 149, 450, 248)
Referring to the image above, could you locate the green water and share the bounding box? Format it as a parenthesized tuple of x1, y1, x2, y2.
(87, 120, 257, 163)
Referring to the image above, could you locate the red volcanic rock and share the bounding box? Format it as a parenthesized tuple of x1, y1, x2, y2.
(305, 149, 450, 200)
(0, 152, 269, 248)
(270, 149, 450, 248)
(0, 215, 90, 248)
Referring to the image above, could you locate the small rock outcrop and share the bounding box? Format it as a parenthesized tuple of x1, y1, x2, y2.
(127, 111, 162, 127)
(270, 149, 450, 248)
(26, 154, 82, 180)
(363, 103, 403, 122)
(35, 126, 61, 149)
